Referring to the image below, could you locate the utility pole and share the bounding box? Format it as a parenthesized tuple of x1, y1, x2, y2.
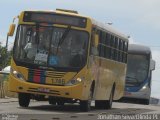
(6, 35, 9, 51)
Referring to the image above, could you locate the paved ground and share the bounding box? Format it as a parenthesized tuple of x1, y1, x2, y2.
(0, 98, 160, 120)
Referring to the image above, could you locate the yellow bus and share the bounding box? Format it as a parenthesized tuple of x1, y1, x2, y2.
(8, 9, 129, 111)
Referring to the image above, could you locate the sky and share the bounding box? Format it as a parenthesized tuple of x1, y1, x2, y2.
(0, 0, 160, 98)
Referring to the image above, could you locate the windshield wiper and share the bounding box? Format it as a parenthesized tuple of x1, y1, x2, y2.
(35, 24, 40, 44)
(56, 26, 71, 55)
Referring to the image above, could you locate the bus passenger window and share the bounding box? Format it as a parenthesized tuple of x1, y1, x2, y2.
(115, 37, 118, 48)
(100, 45, 105, 57)
(124, 41, 128, 52)
(90, 33, 98, 56)
(124, 53, 127, 63)
(119, 39, 122, 50)
(110, 48, 114, 60)
(111, 35, 115, 47)
(121, 40, 124, 51)
(106, 33, 111, 46)
(102, 32, 106, 44)
(120, 52, 123, 62)
(115, 37, 118, 61)
(123, 41, 125, 52)
(106, 47, 111, 59)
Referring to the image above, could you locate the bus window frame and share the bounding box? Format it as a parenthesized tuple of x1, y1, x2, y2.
(23, 11, 87, 28)
(13, 24, 90, 72)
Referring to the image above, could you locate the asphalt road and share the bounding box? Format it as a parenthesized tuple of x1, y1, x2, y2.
(0, 100, 160, 120)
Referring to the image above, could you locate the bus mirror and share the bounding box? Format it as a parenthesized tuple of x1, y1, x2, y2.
(8, 24, 16, 36)
(150, 59, 155, 70)
(94, 34, 99, 47)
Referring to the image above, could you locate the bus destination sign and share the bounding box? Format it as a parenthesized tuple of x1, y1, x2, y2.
(23, 12, 87, 28)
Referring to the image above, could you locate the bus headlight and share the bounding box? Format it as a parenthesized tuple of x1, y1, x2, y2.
(11, 68, 26, 81)
(65, 77, 83, 86)
(140, 84, 148, 91)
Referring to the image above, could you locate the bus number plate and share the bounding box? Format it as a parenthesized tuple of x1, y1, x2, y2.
(38, 88, 50, 93)
(53, 79, 65, 85)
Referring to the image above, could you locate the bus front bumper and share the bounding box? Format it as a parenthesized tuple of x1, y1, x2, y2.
(123, 88, 150, 100)
(8, 75, 83, 100)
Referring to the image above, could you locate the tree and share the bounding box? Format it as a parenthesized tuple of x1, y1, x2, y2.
(0, 43, 12, 69)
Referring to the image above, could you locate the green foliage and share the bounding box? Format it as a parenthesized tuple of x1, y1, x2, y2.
(0, 43, 12, 69)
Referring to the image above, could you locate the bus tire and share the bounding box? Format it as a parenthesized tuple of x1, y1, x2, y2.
(142, 99, 150, 105)
(80, 85, 93, 111)
(48, 96, 56, 105)
(18, 93, 30, 107)
(95, 100, 104, 109)
(95, 88, 114, 109)
(105, 87, 114, 109)
(80, 100, 91, 112)
(57, 101, 64, 106)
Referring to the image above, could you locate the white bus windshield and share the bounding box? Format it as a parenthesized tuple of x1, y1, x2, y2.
(126, 54, 149, 86)
(13, 25, 88, 69)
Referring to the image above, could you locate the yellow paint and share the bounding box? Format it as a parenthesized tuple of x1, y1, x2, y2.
(8, 9, 127, 102)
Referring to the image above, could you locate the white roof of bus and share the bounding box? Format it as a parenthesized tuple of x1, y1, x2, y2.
(91, 19, 129, 40)
(22, 10, 129, 41)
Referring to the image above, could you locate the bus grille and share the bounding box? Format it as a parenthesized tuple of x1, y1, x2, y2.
(27, 87, 60, 95)
(28, 69, 66, 84)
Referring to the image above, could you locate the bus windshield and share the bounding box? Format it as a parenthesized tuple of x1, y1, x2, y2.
(13, 25, 89, 69)
(126, 54, 149, 86)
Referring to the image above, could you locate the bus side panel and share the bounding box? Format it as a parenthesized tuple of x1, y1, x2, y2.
(89, 56, 126, 101)
(89, 56, 114, 100)
(113, 63, 126, 100)
(8, 60, 85, 100)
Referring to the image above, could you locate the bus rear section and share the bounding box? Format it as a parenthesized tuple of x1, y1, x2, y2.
(123, 44, 155, 105)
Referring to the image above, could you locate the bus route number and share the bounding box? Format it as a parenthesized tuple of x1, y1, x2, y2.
(53, 79, 65, 85)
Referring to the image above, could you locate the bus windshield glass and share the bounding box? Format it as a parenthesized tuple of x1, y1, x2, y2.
(13, 25, 88, 69)
(126, 54, 149, 86)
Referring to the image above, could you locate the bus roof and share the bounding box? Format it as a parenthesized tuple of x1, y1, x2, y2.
(91, 19, 129, 41)
(21, 9, 129, 41)
(22, 9, 87, 19)
(128, 44, 151, 55)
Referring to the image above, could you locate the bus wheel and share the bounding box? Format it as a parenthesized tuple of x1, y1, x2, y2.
(80, 86, 93, 111)
(142, 99, 150, 105)
(57, 101, 64, 106)
(95, 88, 113, 109)
(106, 88, 114, 109)
(95, 100, 103, 109)
(18, 93, 30, 107)
(48, 96, 56, 105)
(80, 100, 91, 112)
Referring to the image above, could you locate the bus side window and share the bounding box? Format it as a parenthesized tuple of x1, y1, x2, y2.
(99, 31, 105, 57)
(102, 32, 106, 58)
(124, 41, 128, 52)
(90, 31, 99, 56)
(119, 39, 123, 62)
(115, 37, 119, 61)
(106, 33, 110, 46)
(123, 41, 128, 63)
(105, 33, 111, 59)
(110, 35, 115, 60)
